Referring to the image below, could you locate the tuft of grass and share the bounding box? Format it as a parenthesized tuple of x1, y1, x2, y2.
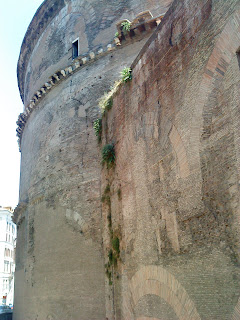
(99, 94, 112, 113)
(93, 118, 102, 143)
(98, 80, 121, 114)
(112, 236, 120, 255)
(105, 96, 113, 111)
(108, 246, 118, 267)
(115, 31, 119, 38)
(105, 232, 121, 284)
(102, 144, 115, 167)
(98, 68, 132, 115)
(121, 67, 132, 82)
(121, 21, 131, 34)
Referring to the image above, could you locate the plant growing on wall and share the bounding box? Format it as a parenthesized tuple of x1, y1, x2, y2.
(101, 182, 121, 285)
(115, 31, 119, 38)
(121, 67, 132, 82)
(105, 233, 121, 284)
(98, 80, 121, 114)
(112, 236, 120, 256)
(93, 118, 102, 143)
(102, 144, 115, 167)
(99, 93, 113, 113)
(121, 21, 131, 34)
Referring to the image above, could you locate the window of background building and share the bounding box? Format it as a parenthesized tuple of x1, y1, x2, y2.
(3, 280, 6, 291)
(4, 261, 9, 273)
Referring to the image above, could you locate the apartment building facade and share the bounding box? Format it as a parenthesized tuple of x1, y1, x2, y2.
(0, 207, 16, 305)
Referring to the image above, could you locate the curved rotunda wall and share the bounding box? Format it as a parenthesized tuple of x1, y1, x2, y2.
(19, 0, 172, 105)
(15, 0, 173, 320)
(17, 0, 65, 103)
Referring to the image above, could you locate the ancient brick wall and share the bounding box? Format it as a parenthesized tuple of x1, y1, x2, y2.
(14, 1, 172, 320)
(101, 0, 240, 319)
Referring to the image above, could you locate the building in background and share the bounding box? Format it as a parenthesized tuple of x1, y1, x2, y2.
(0, 207, 16, 306)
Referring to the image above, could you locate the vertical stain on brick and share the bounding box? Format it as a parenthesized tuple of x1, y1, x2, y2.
(169, 125, 190, 179)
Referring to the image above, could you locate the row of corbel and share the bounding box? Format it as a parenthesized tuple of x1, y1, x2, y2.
(16, 13, 165, 150)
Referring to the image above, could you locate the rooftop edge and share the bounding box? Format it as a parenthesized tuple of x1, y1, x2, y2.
(17, 0, 65, 103)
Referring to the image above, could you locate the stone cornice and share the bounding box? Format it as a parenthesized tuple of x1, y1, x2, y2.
(16, 13, 164, 151)
(12, 202, 28, 226)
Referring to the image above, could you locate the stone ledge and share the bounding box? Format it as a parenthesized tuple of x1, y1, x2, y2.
(12, 202, 28, 226)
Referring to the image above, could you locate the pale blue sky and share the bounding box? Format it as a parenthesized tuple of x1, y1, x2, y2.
(0, 0, 44, 207)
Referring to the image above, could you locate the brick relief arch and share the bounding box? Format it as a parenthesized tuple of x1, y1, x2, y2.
(231, 297, 240, 320)
(122, 265, 201, 320)
(191, 8, 240, 173)
(191, 9, 240, 319)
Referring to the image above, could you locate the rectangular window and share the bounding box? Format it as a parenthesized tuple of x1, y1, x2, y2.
(4, 261, 9, 273)
(72, 38, 79, 59)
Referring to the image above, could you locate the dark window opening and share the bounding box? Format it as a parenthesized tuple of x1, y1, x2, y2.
(137, 24, 146, 33)
(149, 20, 157, 29)
(72, 39, 79, 59)
(129, 29, 135, 38)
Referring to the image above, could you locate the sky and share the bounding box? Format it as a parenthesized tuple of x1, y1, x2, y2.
(0, 0, 44, 208)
